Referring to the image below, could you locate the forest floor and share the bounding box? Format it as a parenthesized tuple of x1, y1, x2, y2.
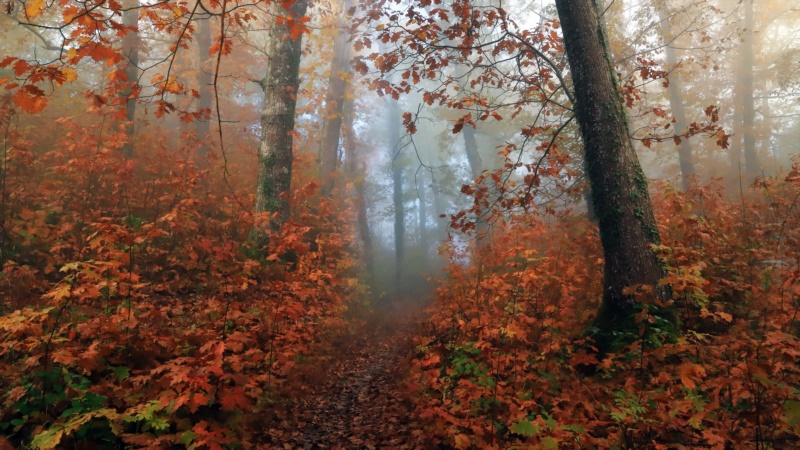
(261, 300, 432, 449)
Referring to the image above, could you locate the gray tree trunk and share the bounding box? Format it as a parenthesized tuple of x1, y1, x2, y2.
(318, 0, 354, 194)
(255, 0, 310, 232)
(740, 0, 759, 180)
(555, 0, 676, 353)
(462, 125, 488, 243)
(417, 177, 428, 249)
(655, 0, 695, 191)
(462, 125, 483, 179)
(195, 14, 212, 157)
(121, 1, 139, 157)
(388, 99, 404, 293)
(343, 96, 374, 285)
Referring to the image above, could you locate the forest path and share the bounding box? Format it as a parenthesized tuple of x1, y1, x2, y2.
(263, 300, 431, 449)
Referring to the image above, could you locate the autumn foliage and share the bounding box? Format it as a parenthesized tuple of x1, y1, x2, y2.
(409, 169, 800, 448)
(0, 106, 360, 448)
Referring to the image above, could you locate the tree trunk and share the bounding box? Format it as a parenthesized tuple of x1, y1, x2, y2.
(255, 0, 309, 231)
(462, 125, 482, 179)
(432, 182, 447, 241)
(463, 125, 488, 243)
(417, 176, 428, 249)
(121, 0, 139, 158)
(195, 14, 212, 157)
(655, 0, 695, 191)
(555, 0, 676, 353)
(343, 96, 374, 285)
(388, 99, 404, 293)
(740, 0, 759, 181)
(318, 0, 354, 194)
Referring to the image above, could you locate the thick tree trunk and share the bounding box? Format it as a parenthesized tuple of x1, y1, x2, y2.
(318, 0, 354, 194)
(255, 0, 309, 231)
(195, 15, 212, 157)
(555, 0, 676, 352)
(740, 0, 759, 181)
(121, 1, 139, 158)
(655, 0, 695, 191)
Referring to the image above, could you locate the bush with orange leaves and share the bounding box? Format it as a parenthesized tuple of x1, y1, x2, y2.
(0, 118, 359, 449)
(411, 166, 800, 449)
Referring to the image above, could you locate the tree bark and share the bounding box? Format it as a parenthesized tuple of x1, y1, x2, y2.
(255, 0, 309, 231)
(195, 14, 212, 157)
(555, 0, 676, 352)
(318, 0, 354, 194)
(121, 0, 139, 158)
(655, 0, 695, 191)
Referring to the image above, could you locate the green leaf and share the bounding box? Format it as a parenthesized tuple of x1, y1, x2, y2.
(785, 400, 800, 429)
(541, 436, 558, 449)
(110, 366, 130, 382)
(180, 430, 196, 445)
(510, 419, 540, 437)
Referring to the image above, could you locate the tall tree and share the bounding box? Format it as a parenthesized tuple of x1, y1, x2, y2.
(388, 98, 405, 292)
(739, 0, 759, 180)
(255, 0, 310, 230)
(655, 0, 695, 190)
(463, 124, 489, 243)
(462, 125, 482, 179)
(417, 175, 428, 248)
(343, 96, 374, 284)
(121, 0, 140, 157)
(318, 0, 355, 194)
(195, 13, 213, 157)
(554, 0, 676, 352)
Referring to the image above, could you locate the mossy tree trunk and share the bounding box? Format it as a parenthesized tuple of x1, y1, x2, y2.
(255, 0, 309, 232)
(554, 0, 677, 353)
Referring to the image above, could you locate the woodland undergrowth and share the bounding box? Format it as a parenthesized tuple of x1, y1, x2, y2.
(0, 115, 363, 449)
(3, 107, 800, 450)
(409, 168, 800, 449)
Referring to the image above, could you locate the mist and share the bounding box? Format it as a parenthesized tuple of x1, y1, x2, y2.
(1, 0, 799, 447)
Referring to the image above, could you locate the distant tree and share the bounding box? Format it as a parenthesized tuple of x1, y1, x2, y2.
(121, 0, 140, 157)
(319, 0, 355, 194)
(195, 9, 213, 157)
(655, 0, 696, 190)
(738, 0, 759, 181)
(387, 98, 405, 292)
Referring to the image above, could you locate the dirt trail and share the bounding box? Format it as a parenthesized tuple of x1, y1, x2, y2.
(263, 302, 431, 449)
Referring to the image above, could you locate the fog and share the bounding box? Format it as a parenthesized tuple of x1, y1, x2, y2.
(1, 0, 798, 302)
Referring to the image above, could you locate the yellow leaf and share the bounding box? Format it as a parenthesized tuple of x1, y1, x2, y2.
(25, 0, 46, 18)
